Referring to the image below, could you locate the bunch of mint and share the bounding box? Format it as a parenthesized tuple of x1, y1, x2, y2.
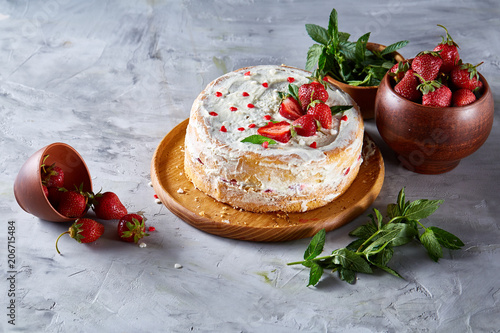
(288, 188, 464, 286)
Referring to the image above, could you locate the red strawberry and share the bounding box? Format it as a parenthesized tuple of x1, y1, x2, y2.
(57, 188, 88, 218)
(416, 75, 452, 107)
(298, 81, 329, 111)
(48, 186, 65, 208)
(388, 60, 411, 83)
(394, 69, 421, 102)
(117, 213, 149, 243)
(279, 96, 303, 120)
(412, 51, 443, 83)
(307, 102, 333, 129)
(42, 185, 49, 198)
(41, 156, 65, 188)
(55, 218, 105, 254)
(92, 191, 128, 220)
(433, 24, 460, 73)
(450, 62, 483, 91)
(257, 121, 291, 143)
(292, 114, 317, 137)
(452, 89, 476, 107)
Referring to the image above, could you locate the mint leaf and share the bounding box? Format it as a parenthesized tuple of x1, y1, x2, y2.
(327, 8, 339, 47)
(381, 40, 409, 56)
(241, 135, 276, 145)
(307, 262, 324, 286)
(338, 267, 356, 284)
(305, 24, 330, 45)
(404, 199, 443, 221)
(428, 226, 464, 250)
(288, 84, 300, 102)
(354, 32, 370, 65)
(330, 105, 352, 115)
(332, 248, 372, 274)
(420, 228, 443, 262)
(349, 223, 377, 241)
(304, 228, 326, 260)
(306, 44, 325, 72)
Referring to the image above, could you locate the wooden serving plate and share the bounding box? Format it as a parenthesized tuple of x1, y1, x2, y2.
(151, 119, 385, 242)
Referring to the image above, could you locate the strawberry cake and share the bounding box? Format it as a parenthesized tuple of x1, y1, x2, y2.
(184, 65, 364, 213)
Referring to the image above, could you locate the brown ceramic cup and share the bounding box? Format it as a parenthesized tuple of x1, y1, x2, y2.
(14, 142, 93, 222)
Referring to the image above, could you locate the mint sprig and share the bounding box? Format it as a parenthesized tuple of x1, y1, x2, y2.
(288, 187, 464, 286)
(305, 8, 409, 87)
(241, 135, 277, 145)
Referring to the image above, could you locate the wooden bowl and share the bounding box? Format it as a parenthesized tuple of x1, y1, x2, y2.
(374, 72, 494, 174)
(14, 142, 93, 222)
(325, 42, 405, 119)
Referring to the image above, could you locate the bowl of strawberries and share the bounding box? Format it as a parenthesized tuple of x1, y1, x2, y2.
(374, 25, 494, 174)
(14, 142, 93, 222)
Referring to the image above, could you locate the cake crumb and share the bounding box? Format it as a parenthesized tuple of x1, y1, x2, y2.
(155, 198, 162, 204)
(177, 188, 185, 194)
(174, 263, 183, 269)
(199, 211, 206, 217)
(222, 219, 230, 224)
(139, 242, 147, 248)
(148, 181, 153, 187)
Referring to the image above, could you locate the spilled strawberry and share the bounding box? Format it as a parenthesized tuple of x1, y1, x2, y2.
(41, 155, 65, 188)
(91, 191, 128, 220)
(57, 185, 88, 218)
(55, 218, 104, 254)
(117, 213, 149, 243)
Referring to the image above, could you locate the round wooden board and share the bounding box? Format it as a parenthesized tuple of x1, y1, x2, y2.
(151, 119, 385, 242)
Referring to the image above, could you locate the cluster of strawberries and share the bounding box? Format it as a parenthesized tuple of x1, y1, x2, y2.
(41, 155, 150, 253)
(390, 25, 483, 107)
(257, 80, 336, 147)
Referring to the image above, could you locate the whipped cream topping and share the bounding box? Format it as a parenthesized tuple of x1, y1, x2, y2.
(190, 65, 362, 163)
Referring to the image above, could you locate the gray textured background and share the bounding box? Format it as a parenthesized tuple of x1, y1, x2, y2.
(1, 0, 499, 332)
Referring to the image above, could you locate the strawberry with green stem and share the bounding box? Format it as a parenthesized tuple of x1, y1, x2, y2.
(278, 84, 304, 121)
(41, 155, 64, 188)
(450, 61, 484, 91)
(298, 81, 329, 112)
(57, 184, 89, 218)
(412, 51, 443, 83)
(394, 69, 421, 102)
(90, 191, 128, 220)
(117, 213, 149, 243)
(307, 101, 333, 129)
(415, 73, 452, 107)
(433, 24, 460, 73)
(257, 121, 292, 143)
(55, 218, 105, 254)
(292, 114, 318, 137)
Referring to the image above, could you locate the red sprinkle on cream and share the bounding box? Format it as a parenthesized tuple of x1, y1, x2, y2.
(262, 82, 269, 88)
(344, 167, 351, 176)
(209, 111, 218, 116)
(287, 77, 295, 83)
(148, 226, 156, 232)
(230, 107, 238, 112)
(263, 115, 272, 120)
(220, 126, 227, 132)
(244, 71, 251, 76)
(248, 123, 256, 128)
(262, 141, 269, 149)
(215, 91, 222, 97)
(153, 194, 158, 199)
(237, 127, 245, 131)
(242, 92, 249, 97)
(341, 115, 348, 121)
(309, 142, 317, 148)
(247, 103, 255, 108)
